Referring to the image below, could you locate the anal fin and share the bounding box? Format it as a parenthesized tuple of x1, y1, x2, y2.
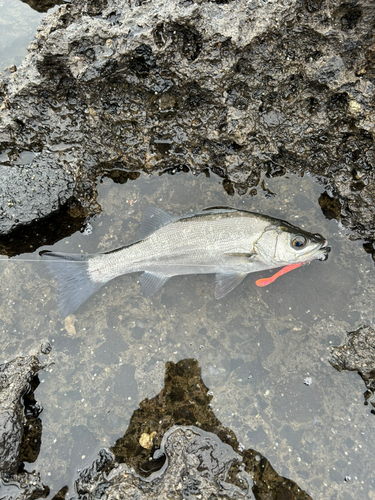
(140, 272, 170, 297)
(214, 272, 248, 299)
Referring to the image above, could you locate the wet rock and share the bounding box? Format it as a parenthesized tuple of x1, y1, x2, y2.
(76, 426, 254, 499)
(0, 355, 41, 475)
(76, 359, 311, 500)
(74, 448, 115, 498)
(0, 151, 74, 234)
(20, 0, 71, 13)
(0, 354, 49, 498)
(0, 0, 374, 249)
(0, 195, 87, 257)
(0, 470, 49, 500)
(318, 191, 342, 220)
(1, 148, 95, 255)
(330, 325, 375, 411)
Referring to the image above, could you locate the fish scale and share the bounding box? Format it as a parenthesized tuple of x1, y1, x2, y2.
(89, 214, 269, 281)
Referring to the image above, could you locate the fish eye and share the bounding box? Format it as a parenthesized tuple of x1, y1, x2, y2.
(291, 235, 307, 249)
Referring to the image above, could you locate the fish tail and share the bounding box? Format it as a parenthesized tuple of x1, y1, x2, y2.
(40, 251, 104, 318)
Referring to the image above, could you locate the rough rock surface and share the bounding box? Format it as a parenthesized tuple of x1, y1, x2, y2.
(0, 151, 75, 235)
(0, 354, 48, 498)
(76, 426, 255, 499)
(0, 0, 374, 249)
(330, 325, 375, 410)
(0, 355, 41, 475)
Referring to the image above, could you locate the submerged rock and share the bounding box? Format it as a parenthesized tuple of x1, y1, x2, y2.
(75, 359, 312, 500)
(0, 355, 311, 499)
(0, 354, 49, 498)
(0, 0, 374, 251)
(330, 325, 375, 411)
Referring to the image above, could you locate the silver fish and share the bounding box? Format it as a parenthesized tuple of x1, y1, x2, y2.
(41, 207, 330, 317)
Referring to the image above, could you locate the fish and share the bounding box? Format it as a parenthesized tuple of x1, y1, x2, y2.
(41, 207, 330, 317)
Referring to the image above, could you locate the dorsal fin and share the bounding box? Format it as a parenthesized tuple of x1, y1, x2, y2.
(139, 207, 176, 239)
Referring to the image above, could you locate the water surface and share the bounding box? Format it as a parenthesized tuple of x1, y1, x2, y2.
(1, 3, 375, 499)
(1, 171, 374, 500)
(0, 0, 46, 70)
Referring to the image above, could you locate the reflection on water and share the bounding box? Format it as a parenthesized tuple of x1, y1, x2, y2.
(0, 171, 375, 499)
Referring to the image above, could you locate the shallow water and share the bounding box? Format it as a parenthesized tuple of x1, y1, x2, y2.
(1, 4, 375, 499)
(0, 0, 46, 71)
(1, 170, 375, 500)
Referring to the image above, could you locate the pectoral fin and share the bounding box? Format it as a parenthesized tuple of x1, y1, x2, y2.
(214, 272, 248, 299)
(224, 252, 255, 261)
(140, 271, 170, 297)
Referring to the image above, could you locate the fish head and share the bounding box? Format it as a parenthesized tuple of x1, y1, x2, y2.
(255, 221, 330, 266)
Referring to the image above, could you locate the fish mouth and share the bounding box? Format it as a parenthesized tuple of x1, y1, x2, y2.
(318, 244, 331, 261)
(303, 241, 330, 263)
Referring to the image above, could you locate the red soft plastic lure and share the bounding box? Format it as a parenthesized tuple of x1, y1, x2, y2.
(255, 261, 309, 287)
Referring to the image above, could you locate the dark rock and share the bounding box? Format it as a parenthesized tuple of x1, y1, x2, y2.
(0, 197, 87, 257)
(0, 0, 374, 252)
(76, 359, 312, 500)
(0, 147, 90, 255)
(75, 448, 115, 497)
(0, 356, 41, 475)
(51, 486, 69, 500)
(0, 354, 49, 498)
(0, 410, 23, 477)
(19, 0, 71, 13)
(1, 471, 49, 500)
(329, 325, 375, 410)
(0, 152, 74, 235)
(77, 426, 254, 499)
(40, 341, 52, 355)
(318, 191, 342, 220)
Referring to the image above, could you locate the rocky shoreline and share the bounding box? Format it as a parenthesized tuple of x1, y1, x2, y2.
(1, 0, 374, 251)
(1, 1, 375, 498)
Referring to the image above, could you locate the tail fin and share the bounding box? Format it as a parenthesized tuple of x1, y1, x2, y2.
(40, 251, 104, 318)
